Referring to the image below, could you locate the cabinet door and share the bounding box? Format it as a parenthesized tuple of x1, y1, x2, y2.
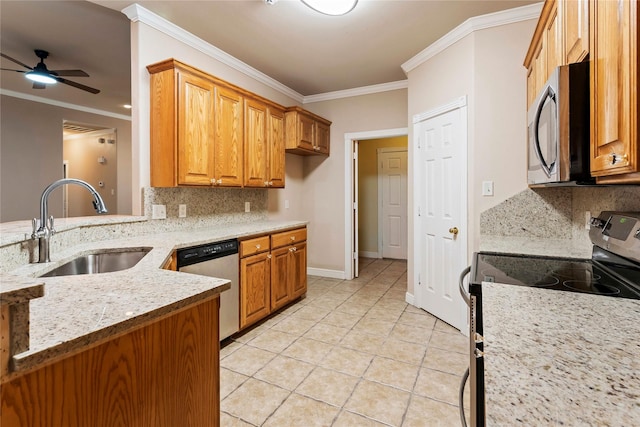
(545, 2, 562, 75)
(240, 252, 271, 329)
(563, 0, 589, 63)
(526, 64, 537, 108)
(289, 242, 307, 300)
(270, 246, 291, 311)
(215, 85, 243, 187)
(533, 40, 547, 96)
(178, 72, 216, 186)
(298, 113, 316, 152)
(244, 98, 268, 187)
(590, 0, 637, 177)
(268, 107, 286, 188)
(315, 121, 330, 155)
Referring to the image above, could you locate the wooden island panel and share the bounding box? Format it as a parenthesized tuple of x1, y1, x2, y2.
(1, 297, 220, 427)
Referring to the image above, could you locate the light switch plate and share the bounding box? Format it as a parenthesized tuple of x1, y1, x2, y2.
(245, 202, 250, 213)
(179, 204, 187, 218)
(152, 204, 166, 220)
(482, 181, 494, 196)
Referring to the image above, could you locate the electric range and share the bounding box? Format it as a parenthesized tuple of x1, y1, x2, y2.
(459, 211, 640, 427)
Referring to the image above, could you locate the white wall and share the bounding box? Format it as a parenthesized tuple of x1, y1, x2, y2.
(406, 18, 537, 294)
(298, 90, 409, 272)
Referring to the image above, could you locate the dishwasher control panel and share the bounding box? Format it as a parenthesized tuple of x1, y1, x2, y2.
(177, 239, 239, 268)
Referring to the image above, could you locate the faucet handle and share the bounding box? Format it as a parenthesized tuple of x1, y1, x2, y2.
(32, 218, 38, 239)
(48, 215, 56, 235)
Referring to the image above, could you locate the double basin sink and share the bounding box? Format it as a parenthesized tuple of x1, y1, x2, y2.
(39, 248, 152, 277)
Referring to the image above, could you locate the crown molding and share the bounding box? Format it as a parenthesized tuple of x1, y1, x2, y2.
(0, 89, 132, 121)
(303, 80, 408, 104)
(402, 2, 543, 74)
(122, 3, 305, 104)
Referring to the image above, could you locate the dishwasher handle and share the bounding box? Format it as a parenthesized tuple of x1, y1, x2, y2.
(459, 266, 471, 308)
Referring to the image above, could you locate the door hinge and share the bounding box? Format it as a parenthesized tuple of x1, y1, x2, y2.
(418, 273, 421, 286)
(353, 202, 357, 210)
(353, 151, 358, 160)
(417, 206, 421, 217)
(353, 252, 358, 260)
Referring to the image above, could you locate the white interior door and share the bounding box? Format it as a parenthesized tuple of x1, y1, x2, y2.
(378, 149, 408, 259)
(353, 142, 359, 277)
(414, 98, 467, 332)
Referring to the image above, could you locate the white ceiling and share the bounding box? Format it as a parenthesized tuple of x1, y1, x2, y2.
(1, 0, 538, 115)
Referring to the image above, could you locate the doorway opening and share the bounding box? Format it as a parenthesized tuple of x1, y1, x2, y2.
(344, 128, 408, 280)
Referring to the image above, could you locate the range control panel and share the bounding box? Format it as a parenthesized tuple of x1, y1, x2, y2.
(590, 212, 640, 263)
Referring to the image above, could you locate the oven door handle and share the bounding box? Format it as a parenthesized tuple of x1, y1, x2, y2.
(459, 266, 471, 308)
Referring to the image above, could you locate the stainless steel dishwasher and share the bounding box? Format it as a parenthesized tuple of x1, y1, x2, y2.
(177, 239, 239, 340)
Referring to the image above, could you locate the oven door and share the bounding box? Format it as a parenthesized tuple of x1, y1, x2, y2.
(528, 69, 560, 184)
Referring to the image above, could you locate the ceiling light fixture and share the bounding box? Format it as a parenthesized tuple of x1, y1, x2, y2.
(25, 71, 57, 85)
(301, 0, 358, 15)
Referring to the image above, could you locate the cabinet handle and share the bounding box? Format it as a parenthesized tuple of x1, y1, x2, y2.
(268, 181, 273, 186)
(210, 178, 216, 185)
(256, 244, 261, 249)
(290, 236, 295, 241)
(267, 254, 272, 259)
(611, 153, 629, 165)
(217, 179, 223, 184)
(289, 247, 295, 252)
(264, 181, 269, 187)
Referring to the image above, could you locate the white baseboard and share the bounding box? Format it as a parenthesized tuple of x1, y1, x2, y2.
(307, 267, 346, 280)
(358, 251, 380, 259)
(405, 292, 415, 305)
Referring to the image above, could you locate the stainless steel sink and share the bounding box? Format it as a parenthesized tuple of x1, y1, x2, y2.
(39, 248, 152, 277)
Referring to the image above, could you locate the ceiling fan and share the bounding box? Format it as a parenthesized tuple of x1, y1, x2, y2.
(0, 49, 100, 94)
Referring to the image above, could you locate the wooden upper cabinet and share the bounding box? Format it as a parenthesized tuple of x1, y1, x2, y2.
(562, 0, 589, 63)
(147, 59, 288, 188)
(214, 86, 243, 187)
(243, 99, 285, 188)
(524, 0, 590, 109)
(590, 0, 640, 182)
(285, 106, 332, 156)
(267, 106, 286, 187)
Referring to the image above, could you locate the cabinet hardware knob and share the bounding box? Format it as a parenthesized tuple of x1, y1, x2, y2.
(611, 153, 629, 165)
(449, 227, 459, 235)
(217, 179, 223, 184)
(256, 244, 261, 249)
(264, 181, 269, 186)
(290, 236, 295, 241)
(289, 247, 295, 252)
(269, 181, 273, 186)
(210, 178, 216, 184)
(267, 254, 272, 259)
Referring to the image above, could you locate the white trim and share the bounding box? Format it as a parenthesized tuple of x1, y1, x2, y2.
(63, 128, 117, 140)
(358, 251, 380, 259)
(0, 89, 132, 121)
(304, 80, 408, 104)
(344, 127, 408, 280)
(412, 96, 467, 124)
(307, 267, 346, 280)
(405, 292, 415, 306)
(402, 3, 542, 74)
(122, 4, 304, 104)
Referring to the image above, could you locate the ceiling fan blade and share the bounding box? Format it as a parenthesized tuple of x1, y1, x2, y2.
(55, 77, 100, 94)
(0, 53, 33, 70)
(50, 69, 89, 77)
(32, 82, 46, 89)
(0, 68, 27, 73)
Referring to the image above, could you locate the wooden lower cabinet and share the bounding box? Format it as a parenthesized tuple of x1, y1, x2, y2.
(240, 251, 271, 329)
(1, 297, 221, 427)
(239, 228, 307, 330)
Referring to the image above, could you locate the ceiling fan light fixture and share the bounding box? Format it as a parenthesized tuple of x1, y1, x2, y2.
(301, 0, 358, 16)
(25, 71, 57, 85)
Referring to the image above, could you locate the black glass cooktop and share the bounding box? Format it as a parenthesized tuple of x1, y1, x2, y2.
(472, 251, 640, 300)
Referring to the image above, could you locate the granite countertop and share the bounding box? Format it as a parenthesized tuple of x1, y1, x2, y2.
(482, 282, 640, 425)
(3, 219, 307, 375)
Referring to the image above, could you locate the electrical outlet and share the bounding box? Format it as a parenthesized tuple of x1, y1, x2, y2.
(585, 211, 591, 230)
(245, 202, 250, 213)
(151, 204, 166, 220)
(179, 204, 187, 218)
(285, 200, 290, 209)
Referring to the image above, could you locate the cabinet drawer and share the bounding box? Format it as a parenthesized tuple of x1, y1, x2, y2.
(240, 236, 270, 257)
(271, 228, 307, 249)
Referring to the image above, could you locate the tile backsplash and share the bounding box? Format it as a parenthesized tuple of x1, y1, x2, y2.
(480, 186, 640, 252)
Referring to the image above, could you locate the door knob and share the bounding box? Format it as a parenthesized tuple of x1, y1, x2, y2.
(449, 227, 459, 235)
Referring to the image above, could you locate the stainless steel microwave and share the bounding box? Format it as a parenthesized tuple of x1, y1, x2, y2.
(527, 62, 592, 185)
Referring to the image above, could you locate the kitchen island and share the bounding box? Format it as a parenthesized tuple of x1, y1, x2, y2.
(482, 282, 640, 425)
(0, 219, 307, 427)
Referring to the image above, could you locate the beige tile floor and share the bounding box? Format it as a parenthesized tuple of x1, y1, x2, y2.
(220, 258, 470, 427)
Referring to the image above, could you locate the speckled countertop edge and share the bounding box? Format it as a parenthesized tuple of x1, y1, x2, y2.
(6, 219, 308, 374)
(0, 274, 44, 304)
(483, 283, 640, 426)
(479, 235, 592, 259)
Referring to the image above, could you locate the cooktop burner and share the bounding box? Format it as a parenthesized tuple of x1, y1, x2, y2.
(473, 252, 640, 300)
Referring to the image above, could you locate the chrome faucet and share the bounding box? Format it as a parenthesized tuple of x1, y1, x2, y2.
(32, 178, 108, 263)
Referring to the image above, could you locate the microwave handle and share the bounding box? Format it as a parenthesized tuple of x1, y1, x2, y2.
(532, 85, 557, 178)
